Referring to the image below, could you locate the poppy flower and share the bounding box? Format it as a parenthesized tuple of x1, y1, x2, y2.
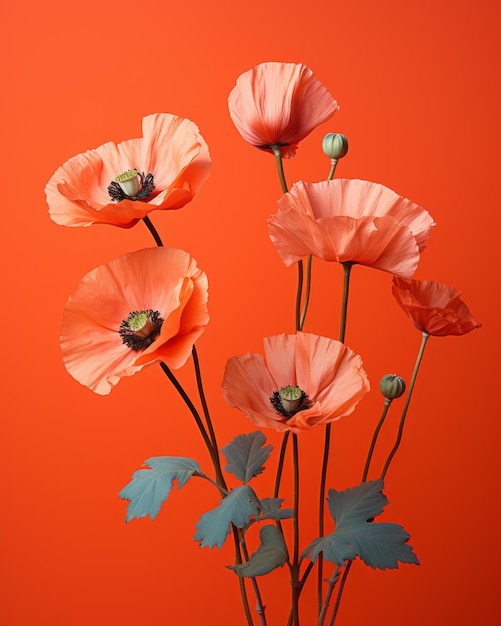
(228, 62, 339, 158)
(45, 113, 211, 228)
(268, 179, 435, 278)
(392, 277, 481, 336)
(222, 333, 369, 434)
(61, 247, 209, 395)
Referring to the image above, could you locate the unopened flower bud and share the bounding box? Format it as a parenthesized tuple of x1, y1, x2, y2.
(379, 374, 406, 400)
(322, 133, 348, 159)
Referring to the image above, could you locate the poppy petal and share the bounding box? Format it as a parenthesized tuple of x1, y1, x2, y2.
(228, 62, 339, 157)
(61, 248, 209, 394)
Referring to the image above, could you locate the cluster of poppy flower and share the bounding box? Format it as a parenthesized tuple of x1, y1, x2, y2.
(46, 62, 479, 430)
(46, 61, 481, 625)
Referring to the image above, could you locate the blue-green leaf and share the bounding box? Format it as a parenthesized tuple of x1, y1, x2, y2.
(119, 456, 200, 523)
(328, 478, 388, 525)
(228, 525, 288, 577)
(303, 479, 419, 570)
(221, 431, 272, 483)
(256, 498, 294, 522)
(194, 485, 261, 548)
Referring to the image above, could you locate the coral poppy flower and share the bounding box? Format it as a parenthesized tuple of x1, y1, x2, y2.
(268, 179, 435, 278)
(228, 62, 339, 158)
(46, 113, 211, 228)
(392, 277, 481, 336)
(222, 333, 369, 434)
(61, 247, 209, 395)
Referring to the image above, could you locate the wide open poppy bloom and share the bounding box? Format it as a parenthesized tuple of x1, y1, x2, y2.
(228, 62, 339, 158)
(392, 277, 481, 336)
(222, 333, 369, 434)
(268, 179, 435, 278)
(61, 247, 209, 395)
(46, 113, 211, 228)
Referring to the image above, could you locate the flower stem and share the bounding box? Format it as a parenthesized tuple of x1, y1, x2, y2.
(159, 361, 266, 624)
(191, 347, 268, 624)
(327, 159, 339, 181)
(232, 526, 256, 626)
(292, 433, 301, 626)
(271, 146, 308, 334)
(142, 215, 164, 246)
(316, 566, 340, 626)
(317, 262, 353, 611)
(361, 399, 392, 482)
(328, 562, 352, 626)
(158, 362, 219, 479)
(299, 255, 313, 331)
(192, 346, 225, 486)
(296, 260, 304, 331)
(274, 431, 290, 498)
(240, 534, 268, 626)
(272, 146, 288, 194)
(330, 332, 431, 624)
(380, 332, 430, 479)
(339, 263, 353, 344)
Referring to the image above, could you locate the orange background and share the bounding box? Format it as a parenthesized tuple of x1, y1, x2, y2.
(1, 0, 499, 624)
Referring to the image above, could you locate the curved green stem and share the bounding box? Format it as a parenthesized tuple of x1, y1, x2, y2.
(299, 255, 313, 331)
(380, 332, 430, 479)
(159, 361, 266, 624)
(198, 473, 230, 495)
(338, 263, 353, 344)
(158, 362, 219, 481)
(142, 215, 164, 247)
(317, 262, 353, 610)
(274, 431, 290, 498)
(361, 399, 392, 482)
(272, 146, 288, 194)
(295, 260, 304, 331)
(327, 159, 339, 181)
(192, 346, 225, 486)
(191, 347, 268, 623)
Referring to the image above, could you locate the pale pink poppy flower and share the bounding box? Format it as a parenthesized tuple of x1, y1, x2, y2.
(46, 113, 211, 228)
(61, 247, 209, 395)
(392, 277, 481, 336)
(228, 62, 339, 158)
(268, 179, 435, 278)
(222, 333, 369, 434)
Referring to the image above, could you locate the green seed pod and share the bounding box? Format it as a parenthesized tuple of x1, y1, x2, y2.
(322, 133, 349, 159)
(379, 374, 406, 399)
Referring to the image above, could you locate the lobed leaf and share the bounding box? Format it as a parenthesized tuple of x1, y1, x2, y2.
(303, 479, 420, 570)
(118, 456, 200, 523)
(194, 485, 261, 549)
(228, 525, 288, 577)
(221, 431, 272, 483)
(258, 497, 294, 521)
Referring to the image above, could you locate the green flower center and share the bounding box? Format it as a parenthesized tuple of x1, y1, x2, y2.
(108, 169, 155, 202)
(270, 385, 311, 418)
(119, 309, 164, 351)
